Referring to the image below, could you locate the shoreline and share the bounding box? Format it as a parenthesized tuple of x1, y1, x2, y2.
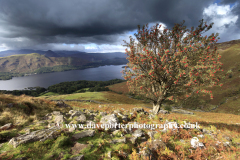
(0, 63, 128, 80)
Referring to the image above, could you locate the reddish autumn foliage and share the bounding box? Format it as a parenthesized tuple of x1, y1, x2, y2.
(121, 19, 223, 114)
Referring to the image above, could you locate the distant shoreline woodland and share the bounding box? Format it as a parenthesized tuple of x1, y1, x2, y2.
(0, 79, 127, 97)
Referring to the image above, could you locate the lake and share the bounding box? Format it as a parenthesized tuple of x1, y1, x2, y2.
(0, 65, 130, 90)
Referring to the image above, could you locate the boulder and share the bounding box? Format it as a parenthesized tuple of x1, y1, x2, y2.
(190, 137, 204, 148)
(45, 113, 52, 116)
(99, 112, 107, 117)
(159, 110, 170, 114)
(118, 151, 128, 158)
(107, 151, 111, 158)
(112, 130, 121, 136)
(71, 142, 89, 155)
(44, 115, 53, 120)
(202, 128, 212, 134)
(129, 129, 145, 144)
(118, 112, 124, 117)
(197, 134, 204, 138)
(111, 137, 126, 144)
(84, 110, 94, 114)
(54, 115, 67, 124)
(223, 141, 231, 147)
(69, 127, 76, 132)
(132, 107, 144, 113)
(100, 114, 119, 131)
(8, 126, 63, 148)
(121, 127, 131, 134)
(113, 110, 121, 114)
(56, 101, 70, 108)
(147, 131, 158, 139)
(140, 137, 148, 143)
(130, 136, 147, 145)
(87, 113, 96, 121)
(132, 129, 145, 138)
(0, 123, 13, 131)
(139, 148, 153, 160)
(42, 113, 53, 120)
(69, 110, 75, 114)
(121, 115, 128, 122)
(72, 130, 95, 140)
(48, 123, 60, 128)
(75, 114, 87, 123)
(144, 111, 149, 115)
(70, 111, 85, 119)
(129, 137, 138, 144)
(148, 114, 156, 119)
(52, 111, 63, 116)
(139, 139, 165, 160)
(148, 139, 166, 150)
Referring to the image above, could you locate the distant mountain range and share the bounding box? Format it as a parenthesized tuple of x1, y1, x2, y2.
(0, 49, 128, 60)
(0, 50, 129, 80)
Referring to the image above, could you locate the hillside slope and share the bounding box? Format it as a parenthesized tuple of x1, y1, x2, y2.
(0, 52, 128, 80)
(0, 92, 239, 159)
(107, 39, 240, 115)
(0, 53, 90, 73)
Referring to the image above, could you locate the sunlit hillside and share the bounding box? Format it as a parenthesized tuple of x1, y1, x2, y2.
(107, 39, 240, 115)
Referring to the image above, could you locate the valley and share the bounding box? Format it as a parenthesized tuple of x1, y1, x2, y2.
(0, 51, 128, 80)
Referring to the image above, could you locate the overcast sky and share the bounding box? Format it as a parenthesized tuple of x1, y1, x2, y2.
(0, 0, 239, 53)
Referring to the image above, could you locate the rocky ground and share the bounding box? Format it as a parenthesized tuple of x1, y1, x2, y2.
(0, 100, 240, 160)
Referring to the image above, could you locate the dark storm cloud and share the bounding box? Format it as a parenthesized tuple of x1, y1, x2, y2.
(219, 0, 239, 4)
(224, 23, 231, 29)
(0, 0, 228, 50)
(219, 0, 240, 30)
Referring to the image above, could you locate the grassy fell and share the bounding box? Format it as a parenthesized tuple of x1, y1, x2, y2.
(107, 39, 240, 115)
(0, 90, 240, 159)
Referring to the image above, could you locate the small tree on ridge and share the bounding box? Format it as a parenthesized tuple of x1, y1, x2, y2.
(121, 19, 224, 114)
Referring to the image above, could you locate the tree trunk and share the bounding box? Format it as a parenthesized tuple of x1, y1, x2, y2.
(152, 101, 162, 115)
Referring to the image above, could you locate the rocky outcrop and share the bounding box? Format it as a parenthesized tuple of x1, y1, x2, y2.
(72, 130, 95, 140)
(8, 126, 63, 148)
(100, 114, 119, 131)
(71, 142, 90, 155)
(0, 106, 236, 159)
(55, 101, 71, 108)
(111, 137, 126, 144)
(190, 137, 205, 148)
(0, 123, 13, 131)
